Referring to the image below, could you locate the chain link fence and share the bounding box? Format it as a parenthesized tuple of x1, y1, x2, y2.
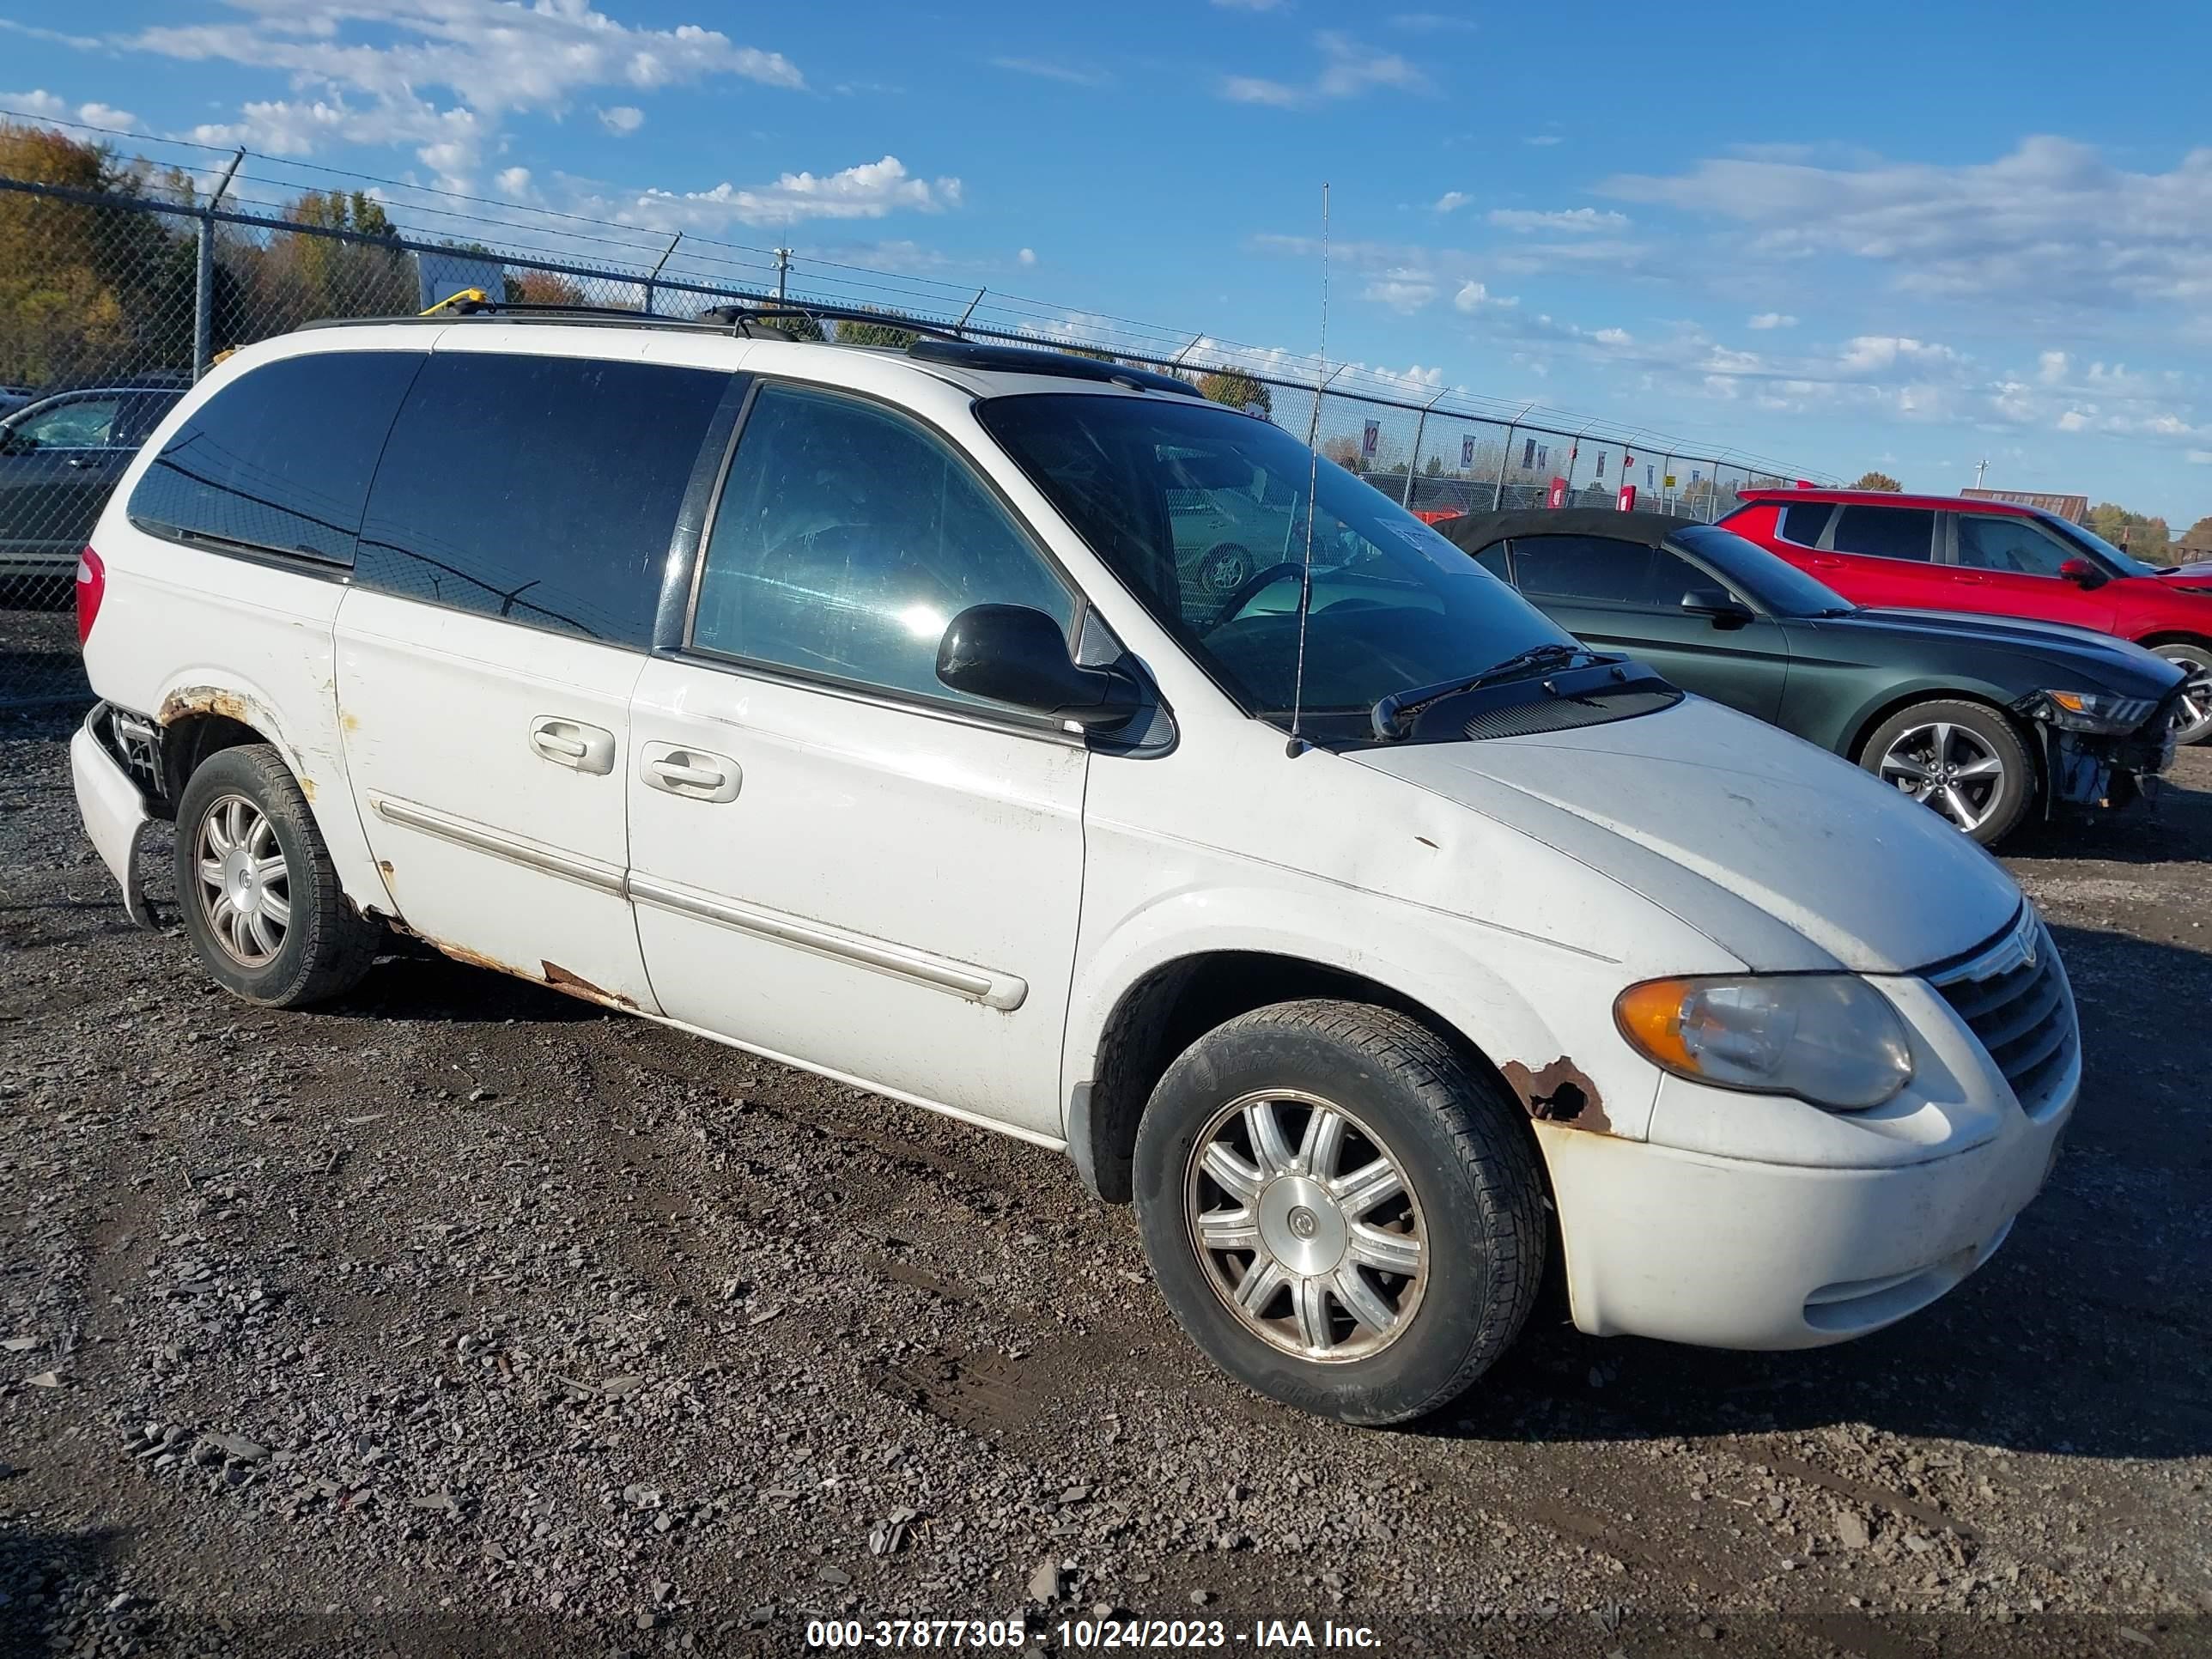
(0, 134, 1831, 709)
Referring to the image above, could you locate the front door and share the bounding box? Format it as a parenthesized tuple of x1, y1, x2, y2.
(626, 380, 1089, 1137)
(1945, 512, 2119, 631)
(337, 344, 734, 1008)
(1509, 532, 1790, 721)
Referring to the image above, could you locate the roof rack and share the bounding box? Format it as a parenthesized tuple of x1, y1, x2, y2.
(908, 337, 1203, 398)
(299, 295, 1207, 395)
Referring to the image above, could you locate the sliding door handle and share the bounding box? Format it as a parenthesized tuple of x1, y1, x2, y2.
(530, 716, 616, 775)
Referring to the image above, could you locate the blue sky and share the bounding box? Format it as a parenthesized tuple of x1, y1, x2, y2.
(7, 0, 2212, 523)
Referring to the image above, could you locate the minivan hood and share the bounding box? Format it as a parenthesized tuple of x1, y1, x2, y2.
(1832, 607, 2182, 694)
(1351, 696, 2021, 975)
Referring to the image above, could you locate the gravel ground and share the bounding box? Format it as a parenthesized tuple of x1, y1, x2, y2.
(3, 708, 2208, 1659)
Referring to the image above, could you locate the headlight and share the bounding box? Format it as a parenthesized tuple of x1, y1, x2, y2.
(1614, 974, 1913, 1111)
(2036, 690, 2155, 734)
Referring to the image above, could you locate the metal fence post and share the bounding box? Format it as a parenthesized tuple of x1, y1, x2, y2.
(642, 233, 680, 317)
(191, 149, 245, 381)
(1401, 389, 1445, 507)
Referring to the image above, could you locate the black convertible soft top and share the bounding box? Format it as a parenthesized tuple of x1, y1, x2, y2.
(1432, 507, 1707, 550)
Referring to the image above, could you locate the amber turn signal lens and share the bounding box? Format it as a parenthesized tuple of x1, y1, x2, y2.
(1614, 978, 1696, 1070)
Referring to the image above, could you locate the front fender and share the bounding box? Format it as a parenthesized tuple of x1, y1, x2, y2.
(1064, 879, 1666, 1143)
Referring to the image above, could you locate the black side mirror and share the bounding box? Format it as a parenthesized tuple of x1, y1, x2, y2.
(937, 604, 1143, 727)
(1680, 587, 1753, 629)
(2057, 556, 2106, 589)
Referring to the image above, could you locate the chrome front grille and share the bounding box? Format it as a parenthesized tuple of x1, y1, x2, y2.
(1927, 908, 2076, 1117)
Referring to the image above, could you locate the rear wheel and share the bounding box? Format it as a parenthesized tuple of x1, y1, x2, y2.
(1133, 1000, 1546, 1426)
(1856, 699, 2035, 848)
(173, 744, 383, 1007)
(2149, 641, 2212, 744)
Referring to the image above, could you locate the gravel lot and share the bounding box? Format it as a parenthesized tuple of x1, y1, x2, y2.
(3, 705, 2208, 1658)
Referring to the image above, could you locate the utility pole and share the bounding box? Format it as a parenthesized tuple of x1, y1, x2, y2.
(775, 247, 792, 302)
(1973, 458, 1989, 489)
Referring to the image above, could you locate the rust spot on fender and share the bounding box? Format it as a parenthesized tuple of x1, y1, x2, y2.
(376, 860, 394, 878)
(158, 685, 257, 726)
(341, 711, 362, 734)
(541, 960, 639, 1012)
(296, 776, 316, 801)
(1502, 1057, 1610, 1134)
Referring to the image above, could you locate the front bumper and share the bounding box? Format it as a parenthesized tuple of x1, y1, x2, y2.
(1541, 920, 2078, 1351)
(70, 703, 156, 927)
(1540, 1096, 2068, 1348)
(2038, 709, 2176, 817)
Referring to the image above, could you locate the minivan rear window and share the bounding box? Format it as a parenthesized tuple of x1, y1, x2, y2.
(128, 352, 422, 566)
(354, 352, 729, 647)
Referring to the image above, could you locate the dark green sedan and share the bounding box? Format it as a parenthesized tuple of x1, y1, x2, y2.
(1438, 509, 2184, 846)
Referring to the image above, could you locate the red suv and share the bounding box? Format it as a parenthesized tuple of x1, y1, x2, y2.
(1721, 489, 2212, 741)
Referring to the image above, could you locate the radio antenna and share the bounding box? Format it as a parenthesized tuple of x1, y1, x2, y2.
(1285, 181, 1329, 759)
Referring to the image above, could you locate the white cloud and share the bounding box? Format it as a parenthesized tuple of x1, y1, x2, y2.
(117, 0, 800, 188)
(1486, 207, 1627, 234)
(1364, 272, 1438, 313)
(0, 88, 139, 130)
(1601, 137, 2212, 310)
(1433, 190, 1471, 213)
(1747, 312, 1796, 330)
(2038, 349, 2069, 384)
(1522, 133, 1561, 147)
(607, 156, 962, 231)
(598, 106, 645, 136)
(1389, 13, 1478, 30)
(2190, 450, 2212, 465)
(1453, 281, 1517, 311)
(2057, 410, 2090, 432)
(1219, 31, 1429, 107)
(1212, 0, 1288, 8)
(988, 57, 1109, 87)
(1838, 335, 1959, 372)
(1018, 246, 1036, 265)
(1592, 326, 1633, 346)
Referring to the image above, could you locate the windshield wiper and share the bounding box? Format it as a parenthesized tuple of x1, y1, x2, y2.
(1370, 643, 1614, 739)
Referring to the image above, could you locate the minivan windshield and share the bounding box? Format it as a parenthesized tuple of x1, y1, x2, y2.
(976, 393, 1574, 740)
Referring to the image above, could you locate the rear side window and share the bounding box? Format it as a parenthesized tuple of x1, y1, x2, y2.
(1511, 535, 1689, 606)
(1832, 505, 1936, 562)
(128, 353, 422, 565)
(1777, 501, 1835, 546)
(356, 353, 729, 647)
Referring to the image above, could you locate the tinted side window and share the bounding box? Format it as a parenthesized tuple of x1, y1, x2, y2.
(130, 353, 422, 565)
(356, 353, 728, 647)
(1511, 535, 1676, 605)
(1470, 541, 1511, 580)
(1954, 514, 2072, 577)
(1832, 506, 1935, 562)
(1778, 501, 1835, 546)
(691, 383, 1075, 710)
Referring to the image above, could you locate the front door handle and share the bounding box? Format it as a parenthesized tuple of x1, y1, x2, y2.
(641, 742, 741, 804)
(1808, 556, 1844, 568)
(529, 716, 616, 775)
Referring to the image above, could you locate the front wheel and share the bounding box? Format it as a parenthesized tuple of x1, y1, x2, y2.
(1133, 1000, 1547, 1426)
(1857, 699, 2035, 847)
(2149, 642, 2212, 744)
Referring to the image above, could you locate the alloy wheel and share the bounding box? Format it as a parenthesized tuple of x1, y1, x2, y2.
(2160, 649, 2212, 744)
(193, 793, 291, 967)
(1184, 1090, 1426, 1364)
(1878, 721, 2007, 833)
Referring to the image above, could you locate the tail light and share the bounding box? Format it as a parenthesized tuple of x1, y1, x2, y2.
(76, 546, 105, 645)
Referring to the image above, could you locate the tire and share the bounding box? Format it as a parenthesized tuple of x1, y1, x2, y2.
(2148, 641, 2212, 744)
(1194, 542, 1254, 597)
(173, 744, 384, 1008)
(1856, 699, 2035, 848)
(1133, 1000, 1547, 1427)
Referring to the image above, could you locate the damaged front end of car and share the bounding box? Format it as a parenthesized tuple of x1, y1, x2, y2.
(2012, 686, 2180, 819)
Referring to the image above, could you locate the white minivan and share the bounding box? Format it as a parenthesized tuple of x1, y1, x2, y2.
(71, 314, 2075, 1425)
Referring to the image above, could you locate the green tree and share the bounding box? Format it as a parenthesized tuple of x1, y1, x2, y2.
(2087, 502, 2172, 556)
(246, 188, 415, 337)
(1197, 369, 1272, 416)
(2180, 514, 2212, 551)
(0, 121, 192, 384)
(1850, 470, 1903, 491)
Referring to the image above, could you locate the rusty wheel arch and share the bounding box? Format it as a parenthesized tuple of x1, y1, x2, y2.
(1073, 950, 1571, 1205)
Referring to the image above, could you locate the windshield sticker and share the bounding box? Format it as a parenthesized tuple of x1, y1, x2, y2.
(1385, 520, 1467, 568)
